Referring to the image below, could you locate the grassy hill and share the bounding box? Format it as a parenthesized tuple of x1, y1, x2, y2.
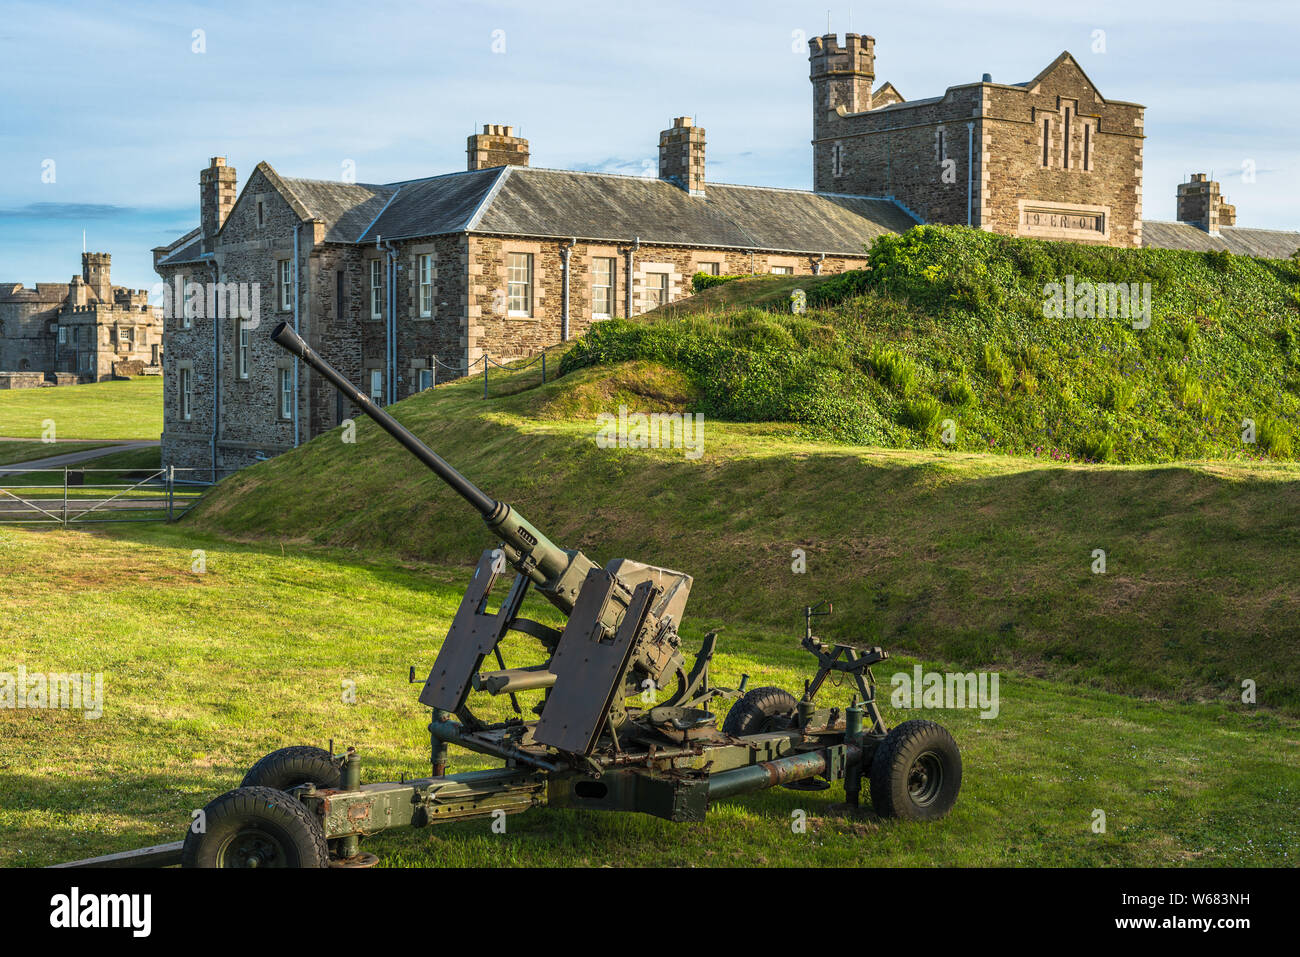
(566, 226, 1300, 463)
(188, 354, 1300, 713)
(186, 226, 1300, 712)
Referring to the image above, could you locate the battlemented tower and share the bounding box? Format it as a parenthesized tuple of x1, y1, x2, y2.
(808, 33, 875, 144)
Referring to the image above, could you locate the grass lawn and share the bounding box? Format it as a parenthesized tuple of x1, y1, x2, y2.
(0, 441, 114, 467)
(191, 360, 1300, 713)
(0, 524, 1294, 868)
(0, 377, 163, 439)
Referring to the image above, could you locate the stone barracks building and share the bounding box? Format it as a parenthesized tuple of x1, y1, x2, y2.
(0, 252, 163, 388)
(155, 32, 1300, 472)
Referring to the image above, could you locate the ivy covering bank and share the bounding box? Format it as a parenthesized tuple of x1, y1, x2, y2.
(564, 226, 1300, 462)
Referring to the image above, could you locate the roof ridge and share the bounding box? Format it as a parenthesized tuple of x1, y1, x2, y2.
(355, 184, 404, 243)
(280, 174, 395, 192)
(465, 166, 513, 232)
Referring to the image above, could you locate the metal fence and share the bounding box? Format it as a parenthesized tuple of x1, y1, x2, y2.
(429, 351, 550, 399)
(0, 466, 227, 526)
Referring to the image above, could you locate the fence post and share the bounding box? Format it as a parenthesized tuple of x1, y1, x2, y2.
(431, 355, 437, 388)
(167, 465, 174, 522)
(62, 467, 68, 527)
(483, 353, 489, 399)
(542, 353, 546, 384)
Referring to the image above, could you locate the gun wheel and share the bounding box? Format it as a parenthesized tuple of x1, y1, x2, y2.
(182, 786, 329, 869)
(722, 686, 798, 736)
(869, 719, 962, 821)
(241, 745, 341, 791)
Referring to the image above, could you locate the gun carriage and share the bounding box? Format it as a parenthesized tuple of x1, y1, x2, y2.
(171, 322, 963, 868)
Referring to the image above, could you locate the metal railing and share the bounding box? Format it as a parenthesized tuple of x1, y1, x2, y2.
(0, 466, 228, 526)
(428, 351, 550, 399)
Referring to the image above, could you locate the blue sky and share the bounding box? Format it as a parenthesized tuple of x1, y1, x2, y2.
(1, 0, 1296, 290)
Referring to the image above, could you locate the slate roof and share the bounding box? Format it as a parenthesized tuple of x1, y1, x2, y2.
(356, 168, 502, 243)
(164, 157, 1300, 264)
(279, 178, 397, 243)
(1141, 221, 1300, 260)
(156, 236, 207, 266)
(357, 165, 915, 254)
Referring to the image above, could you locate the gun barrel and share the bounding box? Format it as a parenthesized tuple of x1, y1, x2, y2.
(270, 321, 499, 518)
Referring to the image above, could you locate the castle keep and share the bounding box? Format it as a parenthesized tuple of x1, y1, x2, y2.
(0, 253, 163, 387)
(155, 31, 1300, 472)
(811, 36, 1145, 246)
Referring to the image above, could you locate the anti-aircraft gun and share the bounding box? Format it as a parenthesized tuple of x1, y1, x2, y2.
(163, 322, 964, 869)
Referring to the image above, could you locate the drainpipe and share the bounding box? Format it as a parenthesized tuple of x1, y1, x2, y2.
(625, 236, 639, 318)
(966, 121, 974, 227)
(292, 224, 301, 448)
(385, 240, 399, 405)
(813, 253, 826, 275)
(209, 262, 220, 476)
(559, 237, 575, 341)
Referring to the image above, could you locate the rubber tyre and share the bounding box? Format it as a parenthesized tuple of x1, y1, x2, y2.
(869, 719, 962, 821)
(181, 786, 329, 868)
(722, 686, 799, 736)
(241, 745, 341, 791)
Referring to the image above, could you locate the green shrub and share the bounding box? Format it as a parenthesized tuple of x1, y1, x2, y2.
(1259, 418, 1293, 458)
(1204, 249, 1233, 273)
(1078, 433, 1115, 462)
(867, 344, 918, 395)
(902, 396, 944, 433)
(692, 272, 746, 293)
(946, 377, 975, 406)
(559, 225, 1300, 461)
(1103, 378, 1137, 412)
(980, 343, 1015, 392)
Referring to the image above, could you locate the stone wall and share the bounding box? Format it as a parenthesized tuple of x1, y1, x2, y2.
(159, 165, 306, 471)
(465, 237, 866, 363)
(813, 86, 981, 227)
(0, 372, 46, 389)
(980, 57, 1144, 247)
(0, 287, 63, 372)
(812, 41, 1145, 247)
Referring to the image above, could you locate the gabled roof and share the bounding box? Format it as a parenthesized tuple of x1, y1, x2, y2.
(1023, 51, 1144, 108)
(363, 165, 914, 254)
(356, 167, 503, 243)
(158, 161, 917, 258)
(279, 177, 396, 243)
(1141, 221, 1300, 260)
(154, 226, 206, 267)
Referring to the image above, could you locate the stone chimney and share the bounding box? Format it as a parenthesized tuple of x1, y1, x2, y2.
(69, 274, 88, 308)
(659, 117, 706, 196)
(81, 252, 112, 301)
(1177, 173, 1236, 234)
(200, 157, 238, 253)
(467, 124, 530, 170)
